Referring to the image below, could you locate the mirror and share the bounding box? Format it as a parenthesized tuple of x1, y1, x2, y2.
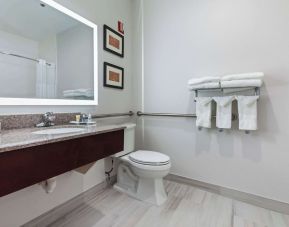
(0, 0, 97, 105)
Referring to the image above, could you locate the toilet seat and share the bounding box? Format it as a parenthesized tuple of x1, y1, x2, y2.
(129, 150, 170, 166)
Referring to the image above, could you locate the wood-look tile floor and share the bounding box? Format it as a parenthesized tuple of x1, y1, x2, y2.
(47, 180, 289, 227)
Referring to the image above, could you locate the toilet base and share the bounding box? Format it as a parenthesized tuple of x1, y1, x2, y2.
(114, 163, 168, 206)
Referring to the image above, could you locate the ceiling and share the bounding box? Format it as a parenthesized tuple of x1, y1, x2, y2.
(0, 0, 80, 41)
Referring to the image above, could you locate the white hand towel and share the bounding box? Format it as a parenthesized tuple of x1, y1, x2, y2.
(188, 76, 220, 85)
(213, 96, 235, 129)
(188, 82, 220, 90)
(221, 79, 263, 88)
(195, 97, 213, 128)
(221, 72, 264, 81)
(236, 96, 259, 130)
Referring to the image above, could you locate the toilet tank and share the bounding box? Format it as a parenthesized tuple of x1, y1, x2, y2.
(113, 123, 136, 157)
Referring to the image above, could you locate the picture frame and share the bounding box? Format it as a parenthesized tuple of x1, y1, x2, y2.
(103, 62, 124, 89)
(103, 25, 124, 57)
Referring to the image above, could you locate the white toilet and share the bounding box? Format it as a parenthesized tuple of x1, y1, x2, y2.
(113, 123, 171, 206)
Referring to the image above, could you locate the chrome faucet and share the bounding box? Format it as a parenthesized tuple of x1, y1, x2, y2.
(36, 112, 56, 127)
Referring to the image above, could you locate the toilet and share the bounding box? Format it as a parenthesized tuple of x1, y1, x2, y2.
(113, 123, 171, 206)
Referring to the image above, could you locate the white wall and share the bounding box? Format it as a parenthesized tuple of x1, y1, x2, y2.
(57, 24, 93, 97)
(0, 0, 133, 226)
(0, 30, 38, 98)
(39, 35, 57, 64)
(135, 0, 289, 204)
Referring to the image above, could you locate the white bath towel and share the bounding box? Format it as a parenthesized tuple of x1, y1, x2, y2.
(221, 72, 264, 81)
(188, 76, 220, 85)
(236, 96, 259, 130)
(188, 82, 220, 90)
(195, 97, 213, 128)
(221, 79, 263, 88)
(213, 96, 235, 129)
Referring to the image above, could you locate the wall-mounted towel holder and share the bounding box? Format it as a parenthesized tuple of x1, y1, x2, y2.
(192, 86, 260, 134)
(193, 86, 260, 102)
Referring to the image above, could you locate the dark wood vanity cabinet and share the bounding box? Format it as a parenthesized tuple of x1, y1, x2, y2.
(0, 130, 124, 197)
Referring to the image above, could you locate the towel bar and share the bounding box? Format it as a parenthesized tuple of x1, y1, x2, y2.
(193, 86, 260, 99)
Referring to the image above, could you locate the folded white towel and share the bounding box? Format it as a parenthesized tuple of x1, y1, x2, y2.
(236, 96, 259, 130)
(221, 79, 263, 88)
(213, 96, 235, 129)
(195, 97, 213, 128)
(188, 76, 220, 85)
(221, 72, 264, 81)
(188, 82, 220, 90)
(63, 88, 94, 98)
(63, 88, 93, 94)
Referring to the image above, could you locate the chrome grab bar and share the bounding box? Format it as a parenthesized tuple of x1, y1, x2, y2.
(92, 111, 134, 119)
(137, 111, 238, 121)
(90, 110, 238, 121)
(137, 111, 197, 118)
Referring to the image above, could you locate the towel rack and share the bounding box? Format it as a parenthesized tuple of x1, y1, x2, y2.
(193, 86, 260, 99)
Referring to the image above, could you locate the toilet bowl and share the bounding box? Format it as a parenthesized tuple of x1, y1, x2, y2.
(113, 124, 171, 206)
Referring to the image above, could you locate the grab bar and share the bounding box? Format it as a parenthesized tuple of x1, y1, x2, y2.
(92, 111, 134, 119)
(137, 111, 197, 118)
(137, 111, 238, 121)
(91, 110, 238, 121)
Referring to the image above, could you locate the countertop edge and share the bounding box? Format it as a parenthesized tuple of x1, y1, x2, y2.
(0, 126, 126, 154)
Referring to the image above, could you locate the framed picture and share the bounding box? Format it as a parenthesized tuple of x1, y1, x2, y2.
(103, 25, 124, 57)
(103, 62, 124, 89)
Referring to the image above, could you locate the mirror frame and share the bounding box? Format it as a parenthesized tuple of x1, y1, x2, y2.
(0, 0, 98, 105)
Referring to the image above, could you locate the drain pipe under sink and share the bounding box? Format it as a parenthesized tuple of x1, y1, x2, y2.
(40, 177, 57, 194)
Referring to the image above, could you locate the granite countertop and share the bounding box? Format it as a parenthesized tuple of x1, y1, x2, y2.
(0, 124, 126, 154)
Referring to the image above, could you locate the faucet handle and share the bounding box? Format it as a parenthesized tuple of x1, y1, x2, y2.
(36, 112, 56, 127)
(42, 112, 56, 126)
(48, 112, 56, 120)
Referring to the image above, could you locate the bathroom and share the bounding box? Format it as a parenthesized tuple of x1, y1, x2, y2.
(0, 0, 288, 226)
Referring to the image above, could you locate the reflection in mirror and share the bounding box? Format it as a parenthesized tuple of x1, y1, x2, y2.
(0, 0, 95, 101)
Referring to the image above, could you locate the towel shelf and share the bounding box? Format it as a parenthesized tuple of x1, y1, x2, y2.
(193, 86, 260, 99)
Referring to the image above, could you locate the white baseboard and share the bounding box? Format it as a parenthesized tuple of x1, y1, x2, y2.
(165, 174, 289, 215)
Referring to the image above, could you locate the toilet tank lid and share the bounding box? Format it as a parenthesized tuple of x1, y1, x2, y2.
(129, 150, 170, 164)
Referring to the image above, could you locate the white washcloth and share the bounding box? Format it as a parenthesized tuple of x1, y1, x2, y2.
(189, 82, 220, 90)
(221, 79, 263, 88)
(188, 76, 220, 85)
(221, 72, 264, 81)
(195, 97, 213, 128)
(236, 96, 259, 130)
(213, 96, 235, 129)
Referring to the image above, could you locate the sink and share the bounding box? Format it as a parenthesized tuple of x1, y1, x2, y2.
(32, 127, 85, 135)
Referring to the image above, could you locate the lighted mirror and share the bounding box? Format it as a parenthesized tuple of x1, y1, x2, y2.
(0, 0, 98, 105)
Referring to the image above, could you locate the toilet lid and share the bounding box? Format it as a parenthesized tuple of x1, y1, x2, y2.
(129, 150, 170, 166)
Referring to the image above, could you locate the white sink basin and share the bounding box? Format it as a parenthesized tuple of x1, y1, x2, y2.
(32, 127, 85, 135)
